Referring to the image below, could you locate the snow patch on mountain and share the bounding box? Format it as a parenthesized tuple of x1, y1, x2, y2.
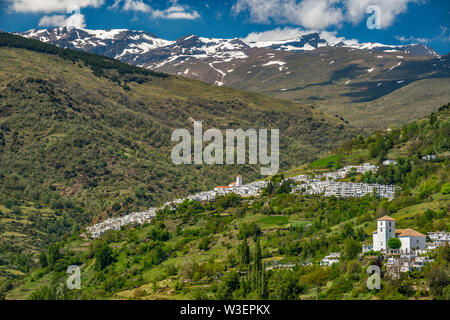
(262, 61, 286, 67)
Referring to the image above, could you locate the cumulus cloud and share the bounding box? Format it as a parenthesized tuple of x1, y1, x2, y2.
(298, 0, 344, 29)
(233, 0, 344, 29)
(395, 35, 429, 44)
(113, 0, 200, 20)
(7, 0, 104, 13)
(152, 4, 200, 20)
(344, 0, 425, 29)
(242, 27, 319, 42)
(121, 0, 151, 13)
(233, 0, 425, 29)
(38, 12, 86, 28)
(396, 26, 450, 45)
(241, 27, 359, 45)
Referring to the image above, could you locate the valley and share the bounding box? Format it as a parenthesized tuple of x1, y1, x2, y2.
(0, 30, 448, 302)
(0, 33, 355, 282)
(3, 104, 449, 300)
(20, 27, 450, 130)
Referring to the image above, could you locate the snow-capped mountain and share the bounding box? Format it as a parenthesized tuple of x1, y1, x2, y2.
(243, 31, 439, 57)
(20, 27, 439, 63)
(19, 27, 443, 87)
(21, 28, 172, 59)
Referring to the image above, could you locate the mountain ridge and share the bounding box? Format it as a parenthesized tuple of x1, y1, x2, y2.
(17, 28, 450, 131)
(20, 27, 441, 60)
(19, 28, 441, 83)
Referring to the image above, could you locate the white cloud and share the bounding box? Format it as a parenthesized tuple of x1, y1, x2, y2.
(152, 4, 200, 20)
(7, 0, 104, 13)
(395, 35, 429, 44)
(112, 0, 200, 20)
(233, 0, 425, 29)
(242, 27, 319, 42)
(297, 0, 344, 29)
(121, 0, 151, 13)
(241, 27, 359, 45)
(233, 0, 344, 29)
(344, 0, 425, 29)
(396, 26, 450, 45)
(38, 13, 86, 28)
(319, 30, 359, 45)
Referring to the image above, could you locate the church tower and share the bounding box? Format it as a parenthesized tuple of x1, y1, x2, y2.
(373, 216, 396, 251)
(236, 175, 242, 187)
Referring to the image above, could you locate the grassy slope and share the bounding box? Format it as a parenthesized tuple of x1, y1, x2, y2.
(0, 39, 358, 280)
(0, 47, 354, 204)
(5, 107, 448, 300)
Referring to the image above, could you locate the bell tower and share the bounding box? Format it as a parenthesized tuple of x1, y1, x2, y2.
(375, 216, 396, 251)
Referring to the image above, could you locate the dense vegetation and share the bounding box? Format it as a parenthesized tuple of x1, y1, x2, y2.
(2, 106, 448, 300)
(0, 36, 357, 283)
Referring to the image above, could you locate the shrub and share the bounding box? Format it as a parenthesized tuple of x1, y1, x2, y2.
(94, 243, 114, 271)
(388, 237, 402, 250)
(441, 183, 450, 195)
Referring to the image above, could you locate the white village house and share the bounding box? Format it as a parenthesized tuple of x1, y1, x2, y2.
(371, 216, 426, 253)
(320, 253, 340, 266)
(382, 159, 397, 166)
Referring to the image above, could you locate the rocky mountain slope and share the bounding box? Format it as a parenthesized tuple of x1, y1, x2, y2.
(20, 27, 441, 85)
(19, 27, 450, 130)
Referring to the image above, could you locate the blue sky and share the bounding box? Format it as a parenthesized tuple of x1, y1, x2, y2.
(1, 0, 449, 54)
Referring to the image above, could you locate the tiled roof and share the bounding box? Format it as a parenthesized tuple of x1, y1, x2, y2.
(396, 229, 425, 237)
(377, 215, 396, 221)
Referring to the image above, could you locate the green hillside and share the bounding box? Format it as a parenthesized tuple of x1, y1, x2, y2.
(3, 105, 448, 300)
(0, 33, 357, 282)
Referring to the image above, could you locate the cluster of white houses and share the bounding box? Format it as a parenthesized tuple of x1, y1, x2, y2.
(87, 176, 268, 238)
(427, 231, 450, 248)
(386, 254, 434, 277)
(292, 163, 378, 184)
(290, 163, 399, 199)
(176, 176, 268, 203)
(325, 182, 397, 199)
(87, 208, 157, 238)
(87, 163, 405, 239)
(213, 176, 268, 197)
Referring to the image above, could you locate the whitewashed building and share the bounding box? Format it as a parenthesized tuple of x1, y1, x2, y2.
(372, 216, 426, 253)
(427, 231, 450, 246)
(396, 229, 427, 253)
(320, 253, 340, 266)
(421, 155, 437, 161)
(383, 159, 397, 166)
